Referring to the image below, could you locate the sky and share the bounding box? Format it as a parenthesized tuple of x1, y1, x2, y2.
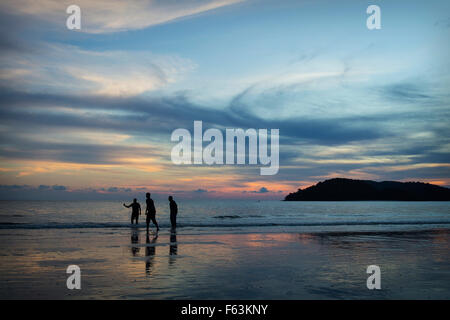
(0, 0, 449, 200)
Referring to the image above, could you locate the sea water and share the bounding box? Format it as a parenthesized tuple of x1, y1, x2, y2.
(1, 200, 449, 234)
(1, 200, 449, 299)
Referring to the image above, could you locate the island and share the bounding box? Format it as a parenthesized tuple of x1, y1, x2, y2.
(284, 178, 450, 201)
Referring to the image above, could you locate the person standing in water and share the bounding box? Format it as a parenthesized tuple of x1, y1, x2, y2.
(123, 198, 141, 225)
(145, 192, 160, 232)
(168, 196, 178, 230)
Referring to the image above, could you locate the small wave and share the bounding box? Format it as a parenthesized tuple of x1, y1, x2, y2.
(0, 215, 25, 218)
(0, 222, 25, 225)
(1, 220, 450, 230)
(213, 215, 241, 219)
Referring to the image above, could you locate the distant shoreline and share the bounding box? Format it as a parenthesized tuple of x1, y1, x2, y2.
(284, 178, 450, 201)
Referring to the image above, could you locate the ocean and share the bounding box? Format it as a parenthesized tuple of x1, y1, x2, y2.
(1, 200, 450, 233)
(1, 200, 449, 299)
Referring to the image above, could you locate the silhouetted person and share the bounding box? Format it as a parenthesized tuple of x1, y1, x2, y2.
(145, 232, 158, 275)
(145, 192, 159, 232)
(123, 198, 141, 224)
(169, 196, 178, 230)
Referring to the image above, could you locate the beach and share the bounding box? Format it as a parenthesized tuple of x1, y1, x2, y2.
(1, 224, 450, 299)
(1, 200, 450, 299)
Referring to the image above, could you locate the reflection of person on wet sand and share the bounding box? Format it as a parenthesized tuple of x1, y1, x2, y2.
(169, 231, 177, 267)
(145, 233, 158, 275)
(123, 198, 141, 225)
(131, 228, 140, 256)
(170, 232, 177, 256)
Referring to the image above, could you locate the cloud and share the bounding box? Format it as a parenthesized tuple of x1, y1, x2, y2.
(0, 88, 386, 145)
(435, 17, 450, 29)
(52, 185, 67, 191)
(250, 187, 269, 193)
(0, 184, 30, 191)
(0, 184, 66, 192)
(0, 184, 142, 200)
(105, 187, 132, 193)
(382, 83, 434, 104)
(0, 43, 195, 96)
(0, 0, 244, 33)
(1, 12, 197, 97)
(1, 77, 448, 183)
(0, 136, 164, 165)
(1, 70, 449, 195)
(0, 1, 449, 199)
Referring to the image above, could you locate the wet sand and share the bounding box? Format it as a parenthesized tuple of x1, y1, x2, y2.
(0, 228, 449, 299)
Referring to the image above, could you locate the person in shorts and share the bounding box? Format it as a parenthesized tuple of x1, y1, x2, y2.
(145, 192, 160, 232)
(123, 198, 141, 225)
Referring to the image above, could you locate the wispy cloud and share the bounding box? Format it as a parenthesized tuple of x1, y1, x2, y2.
(0, 0, 245, 33)
(0, 0, 449, 198)
(0, 43, 195, 96)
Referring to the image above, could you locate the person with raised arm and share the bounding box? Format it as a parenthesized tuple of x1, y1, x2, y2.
(123, 198, 141, 225)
